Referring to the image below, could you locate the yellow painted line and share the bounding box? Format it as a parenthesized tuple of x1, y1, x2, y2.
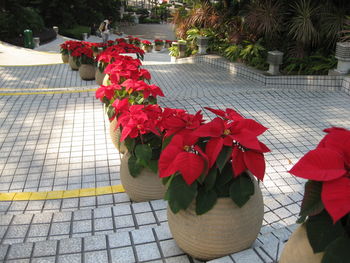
(0, 184, 125, 201)
(0, 88, 97, 96)
(0, 63, 64, 67)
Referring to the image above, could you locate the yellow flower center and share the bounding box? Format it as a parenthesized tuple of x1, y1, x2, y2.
(224, 129, 231, 135)
(183, 145, 190, 152)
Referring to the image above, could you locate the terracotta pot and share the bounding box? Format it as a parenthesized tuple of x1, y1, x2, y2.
(120, 152, 166, 202)
(79, 64, 95, 80)
(142, 45, 153, 53)
(279, 224, 324, 263)
(95, 69, 106, 85)
(68, 56, 79, 70)
(61, 54, 69, 63)
(154, 44, 163, 51)
(109, 119, 127, 154)
(167, 177, 264, 260)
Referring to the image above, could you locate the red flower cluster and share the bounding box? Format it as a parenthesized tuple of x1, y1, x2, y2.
(141, 40, 152, 46)
(154, 39, 164, 45)
(290, 127, 350, 223)
(159, 107, 270, 185)
(70, 46, 94, 58)
(165, 40, 172, 44)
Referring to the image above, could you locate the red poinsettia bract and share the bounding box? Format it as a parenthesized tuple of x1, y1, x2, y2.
(159, 134, 208, 185)
(193, 109, 270, 180)
(289, 127, 350, 223)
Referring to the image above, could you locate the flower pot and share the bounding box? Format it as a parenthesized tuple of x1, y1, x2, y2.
(68, 56, 79, 70)
(79, 64, 95, 80)
(154, 44, 163, 51)
(279, 225, 324, 263)
(165, 43, 171, 49)
(95, 69, 106, 86)
(109, 119, 127, 154)
(142, 45, 153, 53)
(167, 177, 264, 260)
(120, 152, 166, 202)
(61, 54, 69, 63)
(103, 74, 110, 86)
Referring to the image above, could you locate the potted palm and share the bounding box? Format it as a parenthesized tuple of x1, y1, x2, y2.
(141, 40, 153, 53)
(159, 107, 270, 260)
(154, 39, 164, 51)
(280, 127, 350, 263)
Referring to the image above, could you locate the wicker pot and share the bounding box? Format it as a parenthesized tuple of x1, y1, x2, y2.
(95, 69, 106, 85)
(68, 56, 79, 70)
(154, 44, 163, 51)
(79, 64, 95, 80)
(61, 54, 69, 63)
(109, 119, 127, 154)
(167, 177, 264, 260)
(120, 152, 166, 202)
(279, 225, 324, 263)
(142, 45, 153, 53)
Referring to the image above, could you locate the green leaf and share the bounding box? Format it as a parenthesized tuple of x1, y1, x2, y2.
(167, 175, 197, 214)
(135, 144, 152, 163)
(306, 210, 346, 253)
(203, 167, 217, 192)
(128, 155, 143, 177)
(195, 188, 217, 215)
(229, 173, 254, 208)
(216, 163, 233, 187)
(216, 146, 232, 172)
(298, 181, 324, 222)
(322, 237, 350, 263)
(147, 160, 158, 173)
(124, 137, 135, 153)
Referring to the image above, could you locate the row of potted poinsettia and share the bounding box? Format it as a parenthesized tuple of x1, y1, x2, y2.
(94, 44, 350, 262)
(124, 35, 173, 53)
(59, 39, 145, 81)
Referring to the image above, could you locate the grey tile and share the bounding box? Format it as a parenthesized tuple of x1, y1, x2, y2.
(165, 255, 191, 263)
(59, 237, 82, 254)
(114, 215, 135, 229)
(94, 207, 112, 218)
(50, 222, 70, 235)
(113, 204, 131, 216)
(0, 244, 9, 261)
(110, 247, 135, 263)
(108, 232, 131, 248)
(6, 225, 29, 238)
(84, 235, 106, 251)
(84, 251, 108, 263)
(74, 209, 92, 220)
(135, 243, 161, 261)
(28, 224, 50, 237)
(72, 220, 92, 233)
(7, 242, 33, 259)
(160, 239, 183, 257)
(58, 253, 82, 263)
(31, 256, 56, 263)
(231, 248, 264, 263)
(33, 240, 57, 257)
(132, 228, 155, 244)
(95, 218, 113, 231)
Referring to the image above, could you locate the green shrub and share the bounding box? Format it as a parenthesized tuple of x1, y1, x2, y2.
(139, 17, 160, 24)
(60, 25, 91, 40)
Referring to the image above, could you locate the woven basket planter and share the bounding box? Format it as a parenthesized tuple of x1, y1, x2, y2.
(68, 56, 79, 70)
(154, 45, 163, 51)
(79, 64, 95, 80)
(142, 45, 153, 53)
(109, 119, 127, 154)
(167, 177, 264, 260)
(61, 54, 69, 63)
(279, 224, 324, 263)
(120, 152, 166, 202)
(95, 70, 106, 85)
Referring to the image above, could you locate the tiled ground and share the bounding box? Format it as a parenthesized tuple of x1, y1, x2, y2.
(0, 51, 350, 262)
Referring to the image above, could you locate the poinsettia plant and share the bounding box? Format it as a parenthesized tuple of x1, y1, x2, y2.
(142, 40, 152, 47)
(289, 127, 350, 263)
(159, 107, 270, 215)
(118, 104, 164, 177)
(59, 42, 69, 55)
(71, 46, 95, 66)
(154, 39, 164, 46)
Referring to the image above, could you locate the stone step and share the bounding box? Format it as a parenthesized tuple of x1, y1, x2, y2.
(0, 190, 300, 247)
(0, 219, 296, 263)
(0, 199, 168, 246)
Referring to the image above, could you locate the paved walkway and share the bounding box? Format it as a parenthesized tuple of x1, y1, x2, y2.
(0, 24, 349, 262)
